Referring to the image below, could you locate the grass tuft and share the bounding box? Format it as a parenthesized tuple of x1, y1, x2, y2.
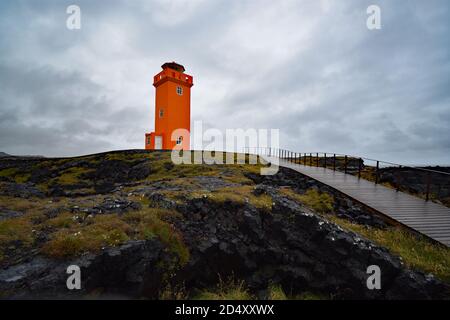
(267, 284, 287, 300)
(194, 278, 253, 300)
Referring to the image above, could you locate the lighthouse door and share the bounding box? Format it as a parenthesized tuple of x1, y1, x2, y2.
(155, 136, 163, 150)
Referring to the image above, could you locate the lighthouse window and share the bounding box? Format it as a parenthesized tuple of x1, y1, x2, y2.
(159, 109, 164, 118)
(176, 136, 183, 145)
(176, 86, 183, 96)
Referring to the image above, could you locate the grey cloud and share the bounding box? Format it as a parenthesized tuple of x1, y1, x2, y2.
(0, 0, 448, 164)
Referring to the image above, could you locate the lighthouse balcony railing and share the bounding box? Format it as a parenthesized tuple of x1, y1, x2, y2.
(154, 71, 193, 85)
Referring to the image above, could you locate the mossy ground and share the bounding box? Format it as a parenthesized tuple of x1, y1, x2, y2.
(0, 151, 265, 267)
(327, 215, 450, 282)
(0, 167, 31, 183)
(1, 150, 449, 286)
(280, 187, 450, 283)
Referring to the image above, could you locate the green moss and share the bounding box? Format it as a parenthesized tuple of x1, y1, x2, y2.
(104, 152, 149, 162)
(326, 216, 450, 283)
(141, 151, 266, 183)
(46, 212, 76, 229)
(0, 196, 41, 212)
(0, 168, 17, 177)
(281, 188, 334, 214)
(124, 208, 189, 266)
(0, 217, 34, 262)
(279, 186, 450, 283)
(0, 218, 34, 245)
(191, 185, 272, 212)
(56, 167, 93, 185)
(0, 168, 31, 183)
(42, 215, 131, 258)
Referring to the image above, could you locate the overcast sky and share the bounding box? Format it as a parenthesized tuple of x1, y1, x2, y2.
(0, 0, 449, 165)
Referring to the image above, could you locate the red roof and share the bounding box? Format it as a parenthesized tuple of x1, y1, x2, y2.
(161, 61, 185, 73)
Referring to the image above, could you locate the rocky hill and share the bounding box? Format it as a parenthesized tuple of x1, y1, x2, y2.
(0, 150, 449, 299)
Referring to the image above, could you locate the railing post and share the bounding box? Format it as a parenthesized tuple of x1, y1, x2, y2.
(333, 154, 336, 171)
(309, 153, 312, 166)
(316, 153, 319, 167)
(375, 161, 379, 184)
(344, 155, 348, 174)
(426, 172, 431, 201)
(324, 153, 327, 168)
(358, 158, 362, 179)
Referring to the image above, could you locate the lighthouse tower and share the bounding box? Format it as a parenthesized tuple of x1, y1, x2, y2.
(145, 62, 193, 150)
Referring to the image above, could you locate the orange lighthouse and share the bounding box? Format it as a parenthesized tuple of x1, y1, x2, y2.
(145, 62, 193, 150)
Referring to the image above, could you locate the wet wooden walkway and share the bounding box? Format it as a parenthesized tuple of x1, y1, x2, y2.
(264, 156, 450, 247)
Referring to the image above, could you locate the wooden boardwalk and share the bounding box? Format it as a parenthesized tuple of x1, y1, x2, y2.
(264, 156, 450, 247)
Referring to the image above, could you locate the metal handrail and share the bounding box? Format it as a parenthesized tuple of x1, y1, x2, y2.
(243, 147, 450, 202)
(309, 152, 450, 176)
(244, 147, 450, 176)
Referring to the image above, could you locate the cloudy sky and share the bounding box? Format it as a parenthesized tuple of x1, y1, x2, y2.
(0, 0, 449, 165)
